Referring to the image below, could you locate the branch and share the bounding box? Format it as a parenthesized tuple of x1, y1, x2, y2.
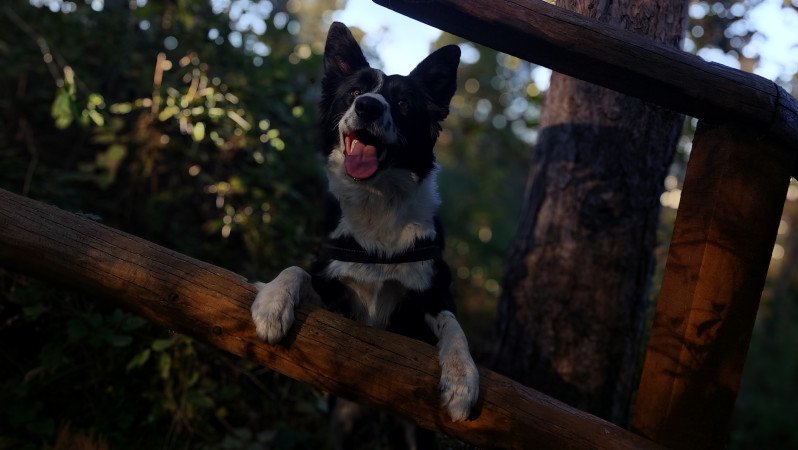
(0, 188, 660, 449)
(3, 6, 62, 85)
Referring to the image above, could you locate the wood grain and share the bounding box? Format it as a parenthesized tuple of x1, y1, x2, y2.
(0, 188, 660, 449)
(631, 122, 795, 448)
(373, 0, 798, 163)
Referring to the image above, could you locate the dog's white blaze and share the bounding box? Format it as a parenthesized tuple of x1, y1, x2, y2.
(372, 70, 385, 92)
(337, 70, 397, 145)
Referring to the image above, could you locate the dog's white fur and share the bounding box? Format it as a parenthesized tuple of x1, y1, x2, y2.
(251, 65, 479, 423)
(251, 266, 318, 344)
(425, 311, 480, 422)
(327, 162, 439, 256)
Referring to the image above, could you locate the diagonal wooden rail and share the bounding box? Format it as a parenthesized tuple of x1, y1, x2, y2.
(0, 188, 661, 449)
(374, 0, 798, 166)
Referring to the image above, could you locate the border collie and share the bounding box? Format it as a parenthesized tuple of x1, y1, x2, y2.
(251, 22, 479, 447)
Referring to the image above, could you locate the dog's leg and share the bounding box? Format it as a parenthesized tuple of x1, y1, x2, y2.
(425, 310, 479, 422)
(251, 266, 318, 344)
(330, 397, 364, 450)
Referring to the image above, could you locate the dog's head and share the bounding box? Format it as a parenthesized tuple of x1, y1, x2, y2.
(319, 22, 460, 184)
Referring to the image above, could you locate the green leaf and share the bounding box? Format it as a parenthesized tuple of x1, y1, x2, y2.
(94, 144, 127, 188)
(185, 390, 213, 409)
(87, 109, 105, 127)
(107, 333, 133, 347)
(122, 315, 148, 332)
(126, 348, 151, 371)
(51, 87, 75, 129)
(158, 352, 171, 379)
(186, 370, 200, 387)
(110, 102, 133, 114)
(192, 121, 206, 141)
(87, 93, 105, 109)
(158, 105, 180, 121)
(151, 338, 174, 351)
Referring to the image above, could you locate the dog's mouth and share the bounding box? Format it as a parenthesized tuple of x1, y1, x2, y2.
(343, 130, 384, 181)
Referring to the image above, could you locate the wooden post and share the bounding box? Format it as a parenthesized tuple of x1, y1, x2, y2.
(0, 188, 661, 450)
(631, 122, 796, 448)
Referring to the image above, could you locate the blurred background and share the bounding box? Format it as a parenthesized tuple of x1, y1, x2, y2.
(0, 0, 796, 448)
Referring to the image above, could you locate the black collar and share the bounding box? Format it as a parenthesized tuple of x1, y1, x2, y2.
(319, 235, 441, 264)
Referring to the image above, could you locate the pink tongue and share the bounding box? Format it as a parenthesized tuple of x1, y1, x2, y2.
(345, 139, 379, 180)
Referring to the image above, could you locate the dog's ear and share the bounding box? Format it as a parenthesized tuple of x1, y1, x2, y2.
(410, 45, 461, 118)
(324, 22, 369, 78)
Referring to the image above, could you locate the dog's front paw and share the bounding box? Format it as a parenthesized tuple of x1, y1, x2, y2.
(251, 266, 311, 344)
(439, 351, 479, 422)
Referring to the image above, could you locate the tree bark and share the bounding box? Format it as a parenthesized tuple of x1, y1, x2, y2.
(493, 0, 688, 425)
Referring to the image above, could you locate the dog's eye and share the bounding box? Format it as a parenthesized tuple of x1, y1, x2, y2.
(397, 99, 409, 115)
(350, 89, 361, 98)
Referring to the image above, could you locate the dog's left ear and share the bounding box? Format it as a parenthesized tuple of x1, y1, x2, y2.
(410, 45, 461, 118)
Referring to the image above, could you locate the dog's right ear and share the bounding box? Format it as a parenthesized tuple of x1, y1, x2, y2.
(324, 22, 369, 78)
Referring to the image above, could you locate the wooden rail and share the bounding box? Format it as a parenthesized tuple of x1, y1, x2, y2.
(374, 0, 798, 166)
(0, 188, 661, 449)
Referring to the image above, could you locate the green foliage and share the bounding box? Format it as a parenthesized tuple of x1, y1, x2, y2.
(730, 211, 798, 450)
(0, 0, 328, 447)
(732, 314, 798, 450)
(0, 273, 329, 449)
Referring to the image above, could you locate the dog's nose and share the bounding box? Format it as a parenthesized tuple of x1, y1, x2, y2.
(354, 96, 385, 122)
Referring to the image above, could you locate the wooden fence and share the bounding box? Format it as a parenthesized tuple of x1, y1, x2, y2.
(374, 0, 798, 448)
(0, 188, 660, 449)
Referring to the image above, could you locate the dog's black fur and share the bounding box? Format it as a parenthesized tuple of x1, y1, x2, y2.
(251, 22, 479, 449)
(318, 23, 458, 180)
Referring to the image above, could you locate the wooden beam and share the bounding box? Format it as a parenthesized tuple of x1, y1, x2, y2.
(631, 122, 795, 448)
(373, 0, 798, 156)
(0, 188, 660, 450)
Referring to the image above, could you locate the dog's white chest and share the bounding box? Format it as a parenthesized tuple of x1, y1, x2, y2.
(341, 278, 404, 328)
(323, 260, 434, 328)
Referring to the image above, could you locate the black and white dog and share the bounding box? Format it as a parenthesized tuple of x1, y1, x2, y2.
(251, 22, 479, 445)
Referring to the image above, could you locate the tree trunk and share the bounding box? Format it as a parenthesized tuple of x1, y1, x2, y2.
(492, 0, 688, 425)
